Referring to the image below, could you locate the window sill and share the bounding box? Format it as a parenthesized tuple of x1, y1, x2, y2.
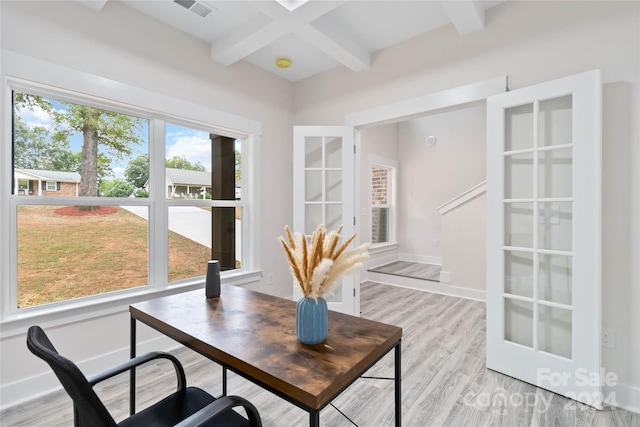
(0, 270, 262, 339)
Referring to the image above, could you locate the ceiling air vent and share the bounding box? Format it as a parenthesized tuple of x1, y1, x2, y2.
(173, 0, 215, 18)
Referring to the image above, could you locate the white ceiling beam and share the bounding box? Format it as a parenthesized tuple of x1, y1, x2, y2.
(439, 0, 485, 36)
(210, 15, 287, 66)
(74, 0, 108, 12)
(297, 25, 370, 71)
(290, 0, 369, 71)
(211, 0, 369, 71)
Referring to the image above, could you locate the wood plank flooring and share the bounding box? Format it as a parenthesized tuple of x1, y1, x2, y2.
(2, 282, 638, 426)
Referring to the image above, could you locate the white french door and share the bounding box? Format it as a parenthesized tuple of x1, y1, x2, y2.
(293, 126, 356, 315)
(486, 70, 603, 407)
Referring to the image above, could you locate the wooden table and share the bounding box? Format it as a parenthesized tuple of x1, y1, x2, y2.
(129, 285, 402, 427)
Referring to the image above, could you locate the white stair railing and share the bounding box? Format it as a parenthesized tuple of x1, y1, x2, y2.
(437, 181, 487, 216)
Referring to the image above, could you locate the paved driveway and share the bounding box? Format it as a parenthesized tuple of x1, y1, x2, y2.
(121, 205, 211, 247)
(122, 205, 242, 257)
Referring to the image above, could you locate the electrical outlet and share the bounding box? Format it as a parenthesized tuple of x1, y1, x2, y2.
(602, 327, 616, 349)
(434, 239, 440, 247)
(267, 272, 274, 285)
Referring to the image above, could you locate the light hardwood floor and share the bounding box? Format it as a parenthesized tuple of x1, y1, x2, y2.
(2, 282, 638, 426)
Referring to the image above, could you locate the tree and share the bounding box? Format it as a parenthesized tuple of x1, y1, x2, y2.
(99, 178, 135, 198)
(125, 155, 207, 197)
(57, 104, 144, 199)
(14, 116, 78, 171)
(14, 93, 139, 203)
(235, 151, 241, 183)
(124, 154, 149, 189)
(14, 121, 50, 169)
(166, 156, 206, 171)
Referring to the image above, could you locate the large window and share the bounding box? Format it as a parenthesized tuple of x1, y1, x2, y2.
(370, 158, 396, 245)
(8, 81, 255, 312)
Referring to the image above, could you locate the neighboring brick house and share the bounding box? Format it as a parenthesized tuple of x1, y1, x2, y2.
(14, 168, 81, 197)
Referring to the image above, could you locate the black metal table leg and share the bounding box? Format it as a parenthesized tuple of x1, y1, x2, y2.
(223, 366, 228, 396)
(310, 409, 319, 427)
(130, 316, 136, 416)
(395, 341, 402, 427)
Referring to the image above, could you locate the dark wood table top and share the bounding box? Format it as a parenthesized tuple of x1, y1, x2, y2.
(130, 285, 402, 410)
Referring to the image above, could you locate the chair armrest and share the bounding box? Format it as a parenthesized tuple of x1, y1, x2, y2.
(174, 395, 262, 427)
(86, 351, 186, 391)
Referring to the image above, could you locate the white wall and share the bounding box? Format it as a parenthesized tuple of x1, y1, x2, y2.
(294, 0, 640, 412)
(397, 102, 486, 262)
(0, 0, 295, 408)
(441, 193, 486, 294)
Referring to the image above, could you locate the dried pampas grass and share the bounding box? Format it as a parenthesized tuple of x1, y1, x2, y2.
(278, 224, 370, 299)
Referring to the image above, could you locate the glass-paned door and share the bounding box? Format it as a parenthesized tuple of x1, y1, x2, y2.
(486, 70, 603, 408)
(293, 126, 356, 315)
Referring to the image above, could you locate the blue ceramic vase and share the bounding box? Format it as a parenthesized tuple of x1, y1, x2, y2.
(296, 297, 328, 345)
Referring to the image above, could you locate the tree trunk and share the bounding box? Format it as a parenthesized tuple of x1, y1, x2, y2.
(79, 118, 100, 209)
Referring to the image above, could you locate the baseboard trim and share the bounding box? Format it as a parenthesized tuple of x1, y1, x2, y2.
(398, 253, 442, 265)
(0, 335, 178, 411)
(367, 271, 485, 302)
(606, 381, 640, 414)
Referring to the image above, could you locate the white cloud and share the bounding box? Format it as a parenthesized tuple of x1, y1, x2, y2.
(166, 134, 211, 171)
(17, 104, 57, 131)
(112, 166, 125, 179)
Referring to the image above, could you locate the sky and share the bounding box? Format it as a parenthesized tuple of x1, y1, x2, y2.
(15, 97, 215, 178)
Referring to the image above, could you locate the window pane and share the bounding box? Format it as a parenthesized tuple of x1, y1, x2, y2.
(305, 137, 323, 168)
(371, 167, 388, 205)
(504, 103, 533, 151)
(539, 202, 572, 251)
(504, 298, 533, 348)
(504, 202, 534, 247)
(167, 206, 212, 281)
(17, 205, 149, 308)
(326, 170, 342, 202)
(305, 204, 322, 235)
(305, 170, 322, 202)
(13, 92, 149, 198)
(504, 250, 533, 297)
(325, 136, 342, 168)
(538, 305, 572, 359)
(371, 164, 392, 244)
(212, 207, 241, 271)
(539, 253, 572, 305)
(539, 148, 572, 198)
(372, 207, 389, 244)
(325, 204, 342, 232)
(539, 95, 572, 147)
(165, 124, 240, 201)
(505, 153, 533, 199)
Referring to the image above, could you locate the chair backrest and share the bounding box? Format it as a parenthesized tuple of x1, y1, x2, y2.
(27, 326, 117, 427)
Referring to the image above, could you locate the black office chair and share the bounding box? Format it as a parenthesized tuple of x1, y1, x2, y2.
(26, 325, 262, 427)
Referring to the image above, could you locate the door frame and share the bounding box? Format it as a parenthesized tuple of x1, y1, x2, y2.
(344, 76, 507, 312)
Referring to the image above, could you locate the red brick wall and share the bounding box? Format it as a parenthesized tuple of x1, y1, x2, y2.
(39, 181, 78, 197)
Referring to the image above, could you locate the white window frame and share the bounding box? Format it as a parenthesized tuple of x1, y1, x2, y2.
(368, 155, 397, 247)
(0, 51, 262, 335)
(45, 181, 57, 191)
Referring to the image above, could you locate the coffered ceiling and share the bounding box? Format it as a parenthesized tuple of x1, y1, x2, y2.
(76, 0, 506, 82)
